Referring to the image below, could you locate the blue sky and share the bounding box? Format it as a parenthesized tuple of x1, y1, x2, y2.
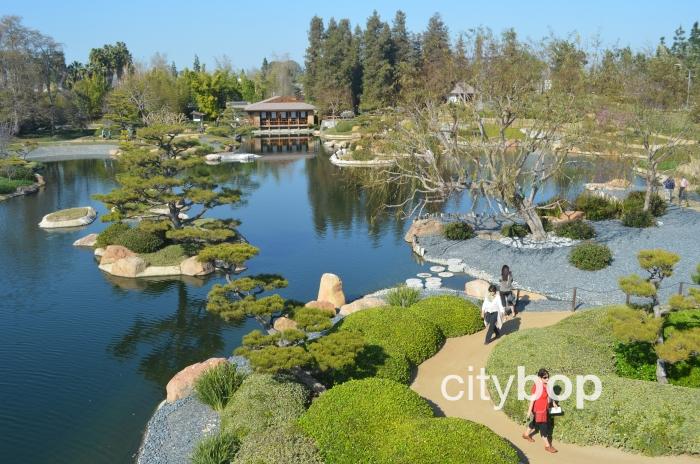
(6, 0, 699, 70)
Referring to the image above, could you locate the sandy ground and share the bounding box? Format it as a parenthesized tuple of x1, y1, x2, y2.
(411, 311, 700, 464)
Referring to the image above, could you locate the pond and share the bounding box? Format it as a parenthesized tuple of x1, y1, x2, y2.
(0, 140, 637, 463)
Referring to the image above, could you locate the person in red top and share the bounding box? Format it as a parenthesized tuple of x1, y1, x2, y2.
(522, 368, 558, 453)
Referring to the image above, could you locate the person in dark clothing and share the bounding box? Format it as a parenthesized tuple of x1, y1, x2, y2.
(499, 265, 516, 317)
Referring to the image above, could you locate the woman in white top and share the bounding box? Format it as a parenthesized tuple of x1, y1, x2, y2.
(481, 283, 506, 344)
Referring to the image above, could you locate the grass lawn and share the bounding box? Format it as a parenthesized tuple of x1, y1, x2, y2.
(0, 177, 34, 194)
(45, 207, 90, 222)
(139, 244, 188, 266)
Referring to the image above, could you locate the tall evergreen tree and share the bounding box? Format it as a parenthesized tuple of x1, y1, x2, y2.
(303, 16, 324, 103)
(421, 13, 453, 98)
(193, 54, 201, 72)
(316, 18, 355, 115)
(671, 25, 687, 58)
(360, 11, 394, 111)
(351, 25, 364, 109)
(391, 10, 412, 99)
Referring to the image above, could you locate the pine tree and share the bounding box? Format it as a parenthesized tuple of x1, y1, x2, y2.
(303, 16, 324, 103)
(453, 33, 469, 82)
(360, 11, 394, 111)
(671, 25, 687, 58)
(421, 13, 453, 98)
(169, 61, 177, 77)
(316, 18, 355, 115)
(193, 54, 201, 72)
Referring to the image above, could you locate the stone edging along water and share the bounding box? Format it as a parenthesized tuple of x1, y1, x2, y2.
(0, 173, 46, 203)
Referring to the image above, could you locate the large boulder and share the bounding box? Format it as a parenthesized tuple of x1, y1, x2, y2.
(305, 300, 337, 315)
(273, 316, 298, 332)
(165, 357, 228, 403)
(465, 279, 491, 299)
(38, 206, 97, 229)
(73, 233, 98, 247)
(110, 256, 148, 278)
(516, 289, 547, 302)
(549, 210, 585, 225)
(100, 245, 136, 265)
(339, 297, 387, 316)
(404, 219, 444, 242)
(180, 256, 215, 277)
(317, 273, 345, 308)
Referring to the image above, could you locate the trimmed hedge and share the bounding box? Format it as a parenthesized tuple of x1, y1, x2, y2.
(408, 295, 483, 338)
(574, 193, 620, 221)
(622, 191, 666, 217)
(621, 209, 655, 228)
(221, 374, 309, 438)
(486, 308, 700, 456)
(443, 221, 476, 240)
(337, 306, 445, 383)
(95, 222, 131, 248)
(113, 227, 165, 253)
(233, 425, 323, 464)
(298, 378, 518, 464)
(554, 219, 595, 240)
(569, 242, 612, 271)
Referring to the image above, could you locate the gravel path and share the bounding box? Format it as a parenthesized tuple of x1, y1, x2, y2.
(418, 205, 700, 307)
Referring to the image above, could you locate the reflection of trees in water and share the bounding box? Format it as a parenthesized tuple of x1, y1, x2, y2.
(43, 159, 119, 184)
(304, 155, 409, 242)
(108, 281, 244, 386)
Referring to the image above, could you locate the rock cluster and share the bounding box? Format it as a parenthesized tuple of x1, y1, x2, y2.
(404, 218, 444, 242)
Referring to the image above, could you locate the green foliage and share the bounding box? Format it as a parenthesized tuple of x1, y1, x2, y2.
(299, 378, 518, 464)
(95, 222, 131, 248)
(385, 285, 421, 307)
(637, 249, 680, 278)
(622, 190, 666, 217)
(307, 331, 366, 377)
(408, 295, 483, 338)
(443, 221, 476, 240)
(486, 308, 700, 455)
(190, 432, 239, 464)
(206, 125, 234, 137)
(139, 244, 187, 266)
(500, 223, 530, 238)
(0, 178, 33, 194)
(693, 264, 700, 285)
(614, 341, 657, 381)
(220, 373, 308, 438)
(619, 274, 657, 298)
(206, 275, 287, 323)
(194, 362, 245, 411)
(232, 425, 324, 464)
(333, 120, 354, 132)
(607, 306, 662, 343)
(197, 243, 259, 270)
(113, 227, 164, 253)
(239, 345, 312, 374)
(554, 219, 596, 240)
(622, 209, 655, 228)
(574, 193, 620, 220)
(569, 242, 613, 270)
(290, 307, 333, 332)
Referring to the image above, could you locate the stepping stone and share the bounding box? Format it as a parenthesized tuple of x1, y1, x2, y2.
(447, 264, 464, 273)
(417, 272, 432, 278)
(429, 266, 445, 273)
(438, 272, 454, 278)
(425, 282, 442, 289)
(405, 278, 423, 288)
(447, 258, 462, 265)
(425, 277, 442, 283)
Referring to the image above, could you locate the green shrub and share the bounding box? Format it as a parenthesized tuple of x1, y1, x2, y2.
(0, 177, 33, 194)
(194, 362, 244, 411)
(221, 373, 308, 438)
(569, 242, 612, 270)
(337, 306, 444, 382)
(290, 307, 333, 332)
(96, 222, 131, 248)
(333, 120, 354, 132)
(139, 244, 187, 266)
(386, 285, 421, 307)
(299, 378, 518, 464)
(190, 432, 239, 464)
(501, 223, 530, 238)
(443, 221, 476, 240)
(113, 227, 164, 253)
(554, 219, 596, 240)
(408, 295, 483, 338)
(614, 342, 657, 381)
(205, 125, 234, 137)
(622, 191, 666, 217)
(622, 209, 655, 228)
(574, 193, 620, 220)
(486, 308, 700, 456)
(232, 425, 323, 464)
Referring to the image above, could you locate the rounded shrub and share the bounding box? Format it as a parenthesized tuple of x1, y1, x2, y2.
(298, 378, 434, 463)
(220, 373, 308, 438)
(501, 223, 530, 238)
(569, 242, 612, 271)
(95, 222, 131, 248)
(443, 221, 475, 240)
(554, 219, 596, 240)
(190, 431, 239, 464)
(622, 209, 655, 228)
(113, 227, 165, 253)
(574, 193, 620, 220)
(232, 425, 323, 464)
(194, 362, 245, 411)
(408, 295, 483, 338)
(0, 180, 17, 194)
(622, 190, 666, 217)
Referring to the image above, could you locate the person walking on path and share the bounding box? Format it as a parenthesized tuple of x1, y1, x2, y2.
(523, 368, 559, 454)
(481, 284, 506, 344)
(499, 265, 517, 318)
(664, 176, 676, 203)
(679, 177, 690, 206)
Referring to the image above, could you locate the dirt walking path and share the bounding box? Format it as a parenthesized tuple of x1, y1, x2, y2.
(411, 311, 700, 464)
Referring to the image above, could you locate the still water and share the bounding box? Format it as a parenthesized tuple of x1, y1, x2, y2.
(0, 140, 634, 463)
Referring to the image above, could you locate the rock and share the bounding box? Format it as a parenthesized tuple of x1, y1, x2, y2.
(100, 245, 136, 265)
(550, 210, 585, 225)
(273, 316, 298, 332)
(165, 358, 228, 403)
(110, 256, 148, 278)
(339, 297, 387, 316)
(516, 289, 548, 302)
(180, 256, 215, 276)
(94, 247, 105, 257)
(38, 206, 97, 229)
(317, 273, 345, 308)
(477, 231, 502, 241)
(404, 219, 444, 242)
(351, 125, 361, 132)
(465, 279, 491, 299)
(73, 233, 98, 247)
(305, 300, 337, 315)
(34, 173, 46, 186)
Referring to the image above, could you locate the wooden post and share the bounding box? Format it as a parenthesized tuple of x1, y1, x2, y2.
(679, 282, 684, 296)
(571, 287, 577, 311)
(625, 293, 630, 306)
